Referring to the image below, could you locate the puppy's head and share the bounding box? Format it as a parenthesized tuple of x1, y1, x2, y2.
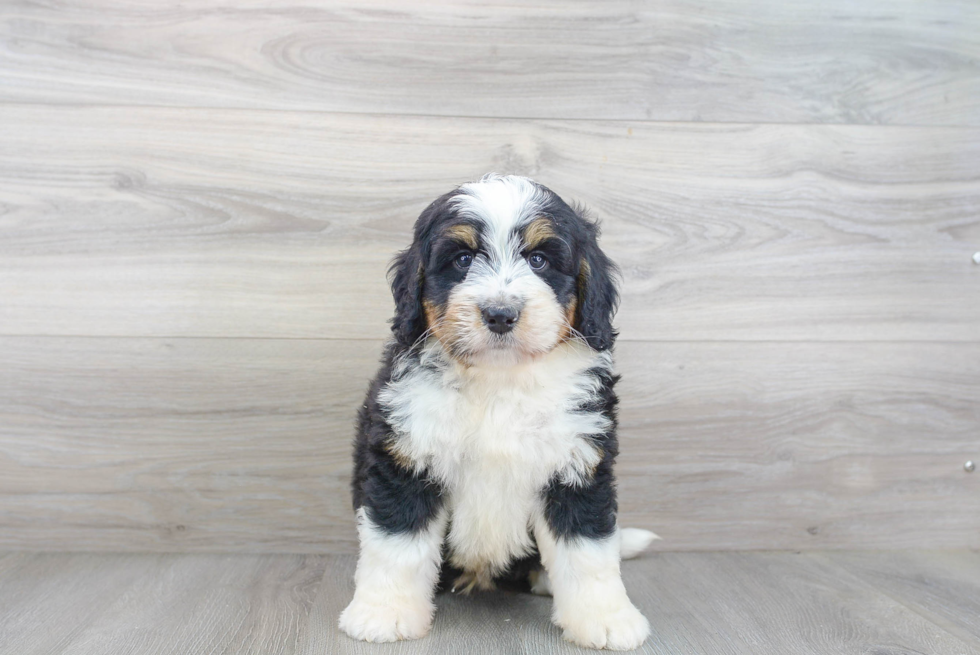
(389, 175, 618, 364)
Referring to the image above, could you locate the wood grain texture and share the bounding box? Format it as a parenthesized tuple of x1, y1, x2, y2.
(620, 551, 980, 655)
(820, 550, 980, 644)
(616, 340, 980, 549)
(2, 106, 979, 341)
(2, 552, 979, 655)
(0, 553, 157, 654)
(1, 0, 978, 125)
(1, 0, 978, 561)
(0, 337, 377, 552)
(0, 553, 325, 655)
(64, 555, 325, 655)
(1, 336, 976, 552)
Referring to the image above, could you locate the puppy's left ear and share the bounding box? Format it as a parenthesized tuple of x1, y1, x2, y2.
(388, 243, 426, 348)
(575, 219, 620, 351)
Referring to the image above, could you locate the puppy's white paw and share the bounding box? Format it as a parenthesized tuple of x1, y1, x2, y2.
(560, 602, 650, 651)
(338, 596, 433, 642)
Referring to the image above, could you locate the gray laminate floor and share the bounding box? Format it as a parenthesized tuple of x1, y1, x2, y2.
(0, 551, 978, 655)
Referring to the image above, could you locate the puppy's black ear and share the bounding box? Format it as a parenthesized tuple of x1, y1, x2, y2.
(575, 219, 620, 351)
(388, 243, 426, 348)
(388, 191, 457, 348)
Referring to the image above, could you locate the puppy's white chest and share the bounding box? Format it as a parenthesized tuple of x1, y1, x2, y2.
(380, 343, 611, 573)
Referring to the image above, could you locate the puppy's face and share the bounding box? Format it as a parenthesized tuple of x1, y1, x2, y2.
(390, 175, 618, 364)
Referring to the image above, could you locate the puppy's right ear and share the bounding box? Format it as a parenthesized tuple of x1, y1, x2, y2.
(388, 190, 458, 348)
(388, 242, 425, 348)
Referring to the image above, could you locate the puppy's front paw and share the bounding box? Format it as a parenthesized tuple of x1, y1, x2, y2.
(338, 596, 433, 642)
(560, 602, 650, 651)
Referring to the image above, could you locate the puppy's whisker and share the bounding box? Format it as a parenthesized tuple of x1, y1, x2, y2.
(558, 319, 592, 348)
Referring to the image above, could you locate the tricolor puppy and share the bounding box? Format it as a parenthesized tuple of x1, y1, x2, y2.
(339, 175, 657, 650)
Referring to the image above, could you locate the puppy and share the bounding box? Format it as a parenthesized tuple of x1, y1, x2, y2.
(339, 174, 656, 650)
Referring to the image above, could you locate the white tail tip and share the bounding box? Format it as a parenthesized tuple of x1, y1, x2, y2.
(620, 527, 661, 559)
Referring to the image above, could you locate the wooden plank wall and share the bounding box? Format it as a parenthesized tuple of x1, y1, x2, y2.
(0, 0, 977, 552)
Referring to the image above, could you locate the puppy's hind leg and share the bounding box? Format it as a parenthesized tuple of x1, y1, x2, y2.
(339, 507, 448, 642)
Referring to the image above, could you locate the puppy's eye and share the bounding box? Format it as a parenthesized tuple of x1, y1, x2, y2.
(454, 252, 473, 270)
(527, 252, 548, 270)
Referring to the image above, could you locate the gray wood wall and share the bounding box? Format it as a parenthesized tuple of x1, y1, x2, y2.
(0, 0, 977, 553)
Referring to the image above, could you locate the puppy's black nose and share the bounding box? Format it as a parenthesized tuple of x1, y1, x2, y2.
(482, 306, 519, 334)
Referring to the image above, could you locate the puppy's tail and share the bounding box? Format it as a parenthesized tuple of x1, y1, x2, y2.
(620, 527, 661, 559)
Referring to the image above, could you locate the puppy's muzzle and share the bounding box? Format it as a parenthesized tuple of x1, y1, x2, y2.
(481, 305, 520, 334)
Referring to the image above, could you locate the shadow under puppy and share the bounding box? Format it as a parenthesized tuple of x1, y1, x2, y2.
(340, 174, 658, 650)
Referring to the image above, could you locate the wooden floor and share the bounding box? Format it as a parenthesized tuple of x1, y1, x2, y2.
(1, 550, 978, 655)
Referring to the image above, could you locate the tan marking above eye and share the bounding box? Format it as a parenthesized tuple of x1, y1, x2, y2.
(523, 217, 557, 249)
(444, 224, 479, 250)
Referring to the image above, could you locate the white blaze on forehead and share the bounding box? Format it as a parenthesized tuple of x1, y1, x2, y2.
(440, 175, 564, 363)
(451, 175, 545, 267)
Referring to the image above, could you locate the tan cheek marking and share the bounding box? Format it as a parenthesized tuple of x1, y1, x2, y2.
(423, 299, 445, 341)
(523, 217, 557, 249)
(444, 224, 478, 250)
(558, 296, 578, 342)
(426, 295, 481, 359)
